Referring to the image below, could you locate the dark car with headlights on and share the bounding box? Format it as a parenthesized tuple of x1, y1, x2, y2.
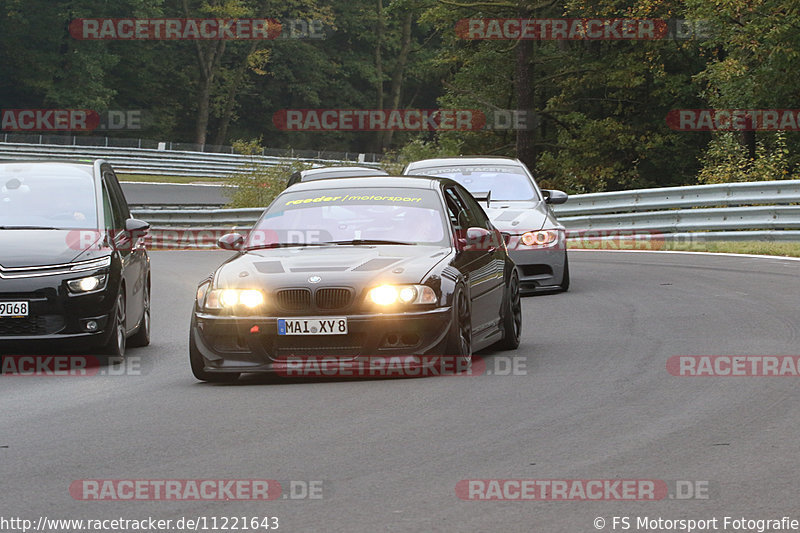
(190, 176, 521, 382)
(0, 160, 151, 357)
(404, 157, 569, 292)
(286, 166, 388, 187)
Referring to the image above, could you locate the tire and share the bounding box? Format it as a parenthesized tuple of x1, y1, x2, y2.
(100, 289, 126, 358)
(497, 270, 521, 350)
(128, 280, 150, 347)
(189, 332, 240, 383)
(559, 254, 570, 292)
(445, 284, 472, 371)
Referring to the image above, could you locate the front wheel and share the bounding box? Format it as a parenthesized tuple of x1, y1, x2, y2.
(100, 290, 126, 358)
(445, 284, 472, 371)
(128, 281, 150, 347)
(497, 271, 521, 350)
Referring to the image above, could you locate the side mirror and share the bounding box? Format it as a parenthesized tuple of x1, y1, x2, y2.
(543, 189, 568, 205)
(125, 218, 150, 242)
(457, 227, 498, 252)
(218, 232, 245, 251)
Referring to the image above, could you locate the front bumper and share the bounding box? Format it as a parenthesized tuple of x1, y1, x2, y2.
(507, 246, 567, 291)
(0, 273, 117, 350)
(191, 306, 454, 374)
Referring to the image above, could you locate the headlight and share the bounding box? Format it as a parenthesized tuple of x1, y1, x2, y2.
(67, 274, 107, 294)
(366, 284, 437, 306)
(520, 230, 560, 247)
(69, 256, 112, 272)
(202, 288, 266, 310)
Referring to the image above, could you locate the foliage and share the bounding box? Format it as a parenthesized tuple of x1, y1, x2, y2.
(2, 0, 800, 192)
(224, 139, 311, 207)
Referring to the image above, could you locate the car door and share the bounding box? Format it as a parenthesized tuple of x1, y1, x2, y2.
(453, 184, 506, 337)
(102, 168, 143, 333)
(443, 185, 499, 337)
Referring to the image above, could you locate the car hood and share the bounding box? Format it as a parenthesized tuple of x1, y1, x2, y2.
(0, 230, 105, 268)
(214, 245, 451, 289)
(481, 201, 552, 233)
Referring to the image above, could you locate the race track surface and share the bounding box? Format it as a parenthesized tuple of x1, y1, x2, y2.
(2, 250, 799, 532)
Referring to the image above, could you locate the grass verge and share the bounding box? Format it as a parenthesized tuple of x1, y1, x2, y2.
(569, 240, 800, 258)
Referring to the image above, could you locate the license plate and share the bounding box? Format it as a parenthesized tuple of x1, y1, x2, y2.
(278, 317, 347, 335)
(0, 301, 29, 318)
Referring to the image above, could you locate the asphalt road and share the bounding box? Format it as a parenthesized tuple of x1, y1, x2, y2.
(2, 250, 800, 532)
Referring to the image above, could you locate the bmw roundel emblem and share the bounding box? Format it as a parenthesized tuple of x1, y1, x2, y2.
(308, 275, 322, 284)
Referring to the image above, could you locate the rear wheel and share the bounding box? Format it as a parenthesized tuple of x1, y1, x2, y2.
(497, 271, 521, 350)
(128, 281, 150, 347)
(445, 284, 472, 372)
(100, 290, 126, 358)
(559, 254, 570, 292)
(189, 332, 240, 383)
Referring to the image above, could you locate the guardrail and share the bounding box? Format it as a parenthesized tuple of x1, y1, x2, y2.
(0, 142, 382, 178)
(129, 179, 800, 247)
(555, 180, 800, 216)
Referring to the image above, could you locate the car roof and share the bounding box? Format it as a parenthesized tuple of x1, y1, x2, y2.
(0, 160, 98, 176)
(283, 175, 455, 192)
(302, 166, 387, 176)
(404, 156, 524, 169)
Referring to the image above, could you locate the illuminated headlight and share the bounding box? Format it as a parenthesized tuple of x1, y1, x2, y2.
(367, 284, 437, 306)
(67, 274, 107, 294)
(520, 230, 559, 247)
(202, 288, 266, 310)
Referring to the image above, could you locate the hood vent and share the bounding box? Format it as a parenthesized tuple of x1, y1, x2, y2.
(352, 258, 400, 271)
(254, 261, 284, 274)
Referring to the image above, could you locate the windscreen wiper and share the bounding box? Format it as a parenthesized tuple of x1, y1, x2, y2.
(323, 239, 413, 245)
(245, 242, 331, 251)
(0, 226, 60, 230)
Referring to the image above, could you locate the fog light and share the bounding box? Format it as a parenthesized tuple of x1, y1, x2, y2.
(85, 320, 98, 332)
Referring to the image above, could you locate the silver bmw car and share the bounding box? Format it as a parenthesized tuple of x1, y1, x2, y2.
(403, 156, 569, 292)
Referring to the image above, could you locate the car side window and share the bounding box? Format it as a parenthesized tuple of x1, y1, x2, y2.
(101, 182, 115, 230)
(454, 186, 491, 229)
(103, 171, 128, 230)
(443, 187, 470, 230)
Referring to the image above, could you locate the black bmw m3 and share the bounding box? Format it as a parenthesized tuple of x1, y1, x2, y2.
(190, 176, 522, 382)
(0, 160, 151, 357)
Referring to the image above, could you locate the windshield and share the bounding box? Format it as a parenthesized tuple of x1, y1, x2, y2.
(248, 187, 448, 248)
(0, 169, 98, 229)
(407, 165, 539, 201)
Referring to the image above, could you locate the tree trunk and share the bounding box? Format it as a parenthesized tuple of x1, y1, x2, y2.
(379, 12, 413, 150)
(213, 42, 260, 147)
(374, 0, 385, 151)
(515, 38, 536, 167)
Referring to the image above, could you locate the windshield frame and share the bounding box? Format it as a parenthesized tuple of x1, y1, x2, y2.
(248, 186, 453, 249)
(0, 166, 101, 230)
(407, 163, 542, 202)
